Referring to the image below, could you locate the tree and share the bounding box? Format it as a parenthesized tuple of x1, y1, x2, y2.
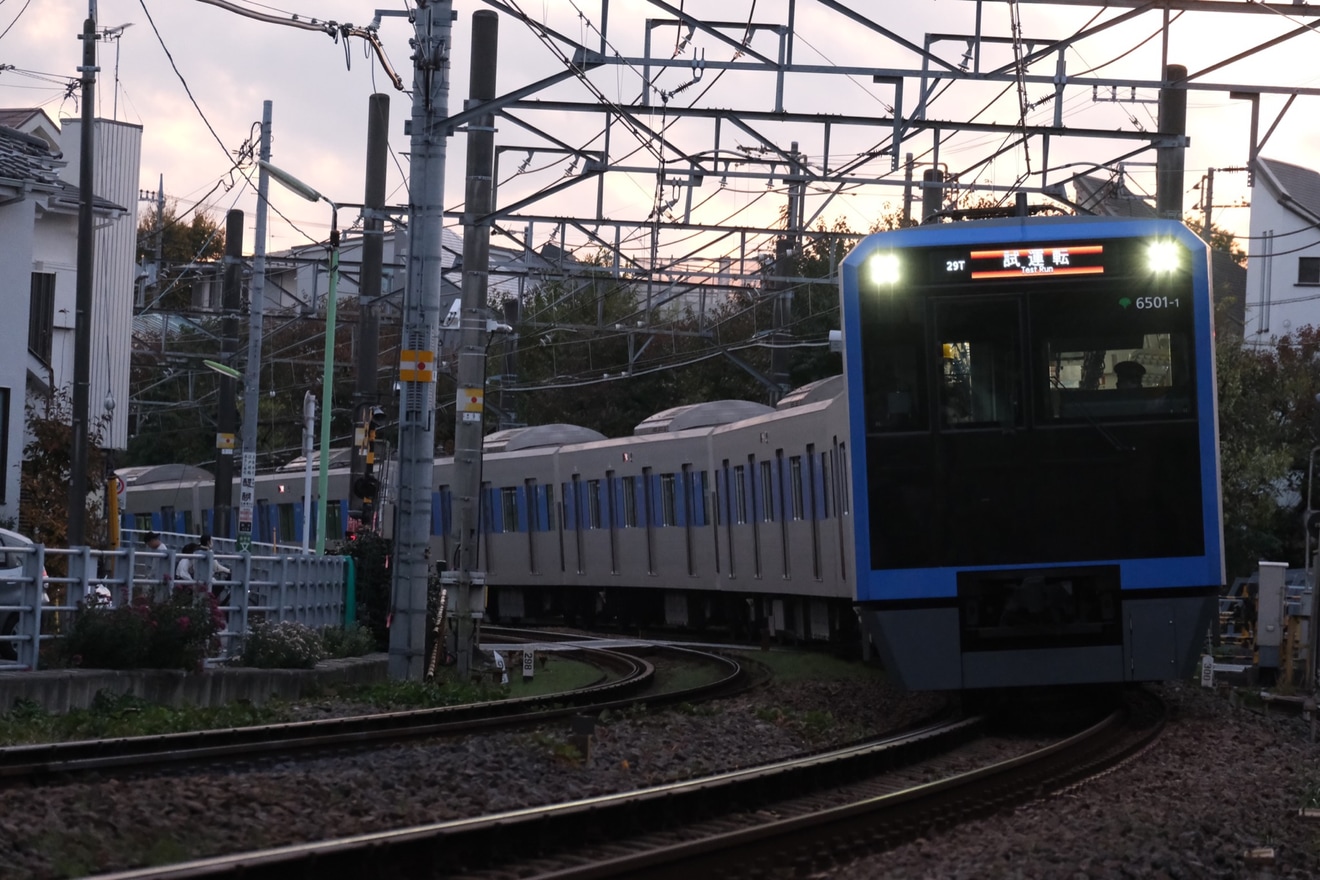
(1184, 217, 1247, 266)
(21, 388, 111, 570)
(1214, 316, 1320, 579)
(136, 200, 226, 311)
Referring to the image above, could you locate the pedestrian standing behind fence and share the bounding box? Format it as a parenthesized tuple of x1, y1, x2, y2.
(198, 534, 230, 579)
(176, 542, 199, 584)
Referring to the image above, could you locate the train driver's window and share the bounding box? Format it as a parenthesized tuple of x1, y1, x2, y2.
(1043, 331, 1191, 420)
(934, 298, 1022, 430)
(863, 340, 926, 432)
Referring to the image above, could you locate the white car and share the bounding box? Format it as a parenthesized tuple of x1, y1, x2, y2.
(0, 527, 41, 661)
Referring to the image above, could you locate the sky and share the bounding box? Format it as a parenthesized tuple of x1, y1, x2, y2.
(4, 0, 1320, 268)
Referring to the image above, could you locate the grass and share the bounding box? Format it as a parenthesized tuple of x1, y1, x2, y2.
(0, 654, 611, 744)
(0, 691, 287, 746)
(723, 646, 888, 685)
(498, 653, 603, 697)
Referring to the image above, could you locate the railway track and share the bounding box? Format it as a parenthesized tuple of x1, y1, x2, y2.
(85, 688, 1163, 880)
(0, 635, 748, 784)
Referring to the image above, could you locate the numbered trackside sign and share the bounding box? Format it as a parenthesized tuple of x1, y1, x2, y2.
(458, 388, 484, 423)
(399, 350, 435, 383)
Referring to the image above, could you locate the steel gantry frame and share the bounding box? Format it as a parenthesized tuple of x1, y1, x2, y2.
(380, 0, 1320, 677)
(441, 0, 1315, 320)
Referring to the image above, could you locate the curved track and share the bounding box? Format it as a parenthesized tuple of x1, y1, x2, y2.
(0, 639, 747, 784)
(83, 689, 1164, 880)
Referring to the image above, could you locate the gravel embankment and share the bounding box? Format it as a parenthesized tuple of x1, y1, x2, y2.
(3, 670, 1318, 879)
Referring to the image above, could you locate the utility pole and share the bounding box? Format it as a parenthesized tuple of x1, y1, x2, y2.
(69, 5, 98, 547)
(239, 101, 272, 553)
(213, 209, 243, 538)
(450, 9, 499, 679)
(769, 141, 803, 405)
(1201, 167, 1215, 242)
(351, 94, 390, 529)
(1156, 64, 1188, 221)
(389, 0, 452, 681)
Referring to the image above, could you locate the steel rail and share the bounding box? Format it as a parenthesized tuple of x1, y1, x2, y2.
(0, 645, 743, 782)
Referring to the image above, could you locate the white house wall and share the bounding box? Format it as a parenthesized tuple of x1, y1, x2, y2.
(58, 118, 140, 450)
(1244, 169, 1320, 344)
(28, 205, 79, 394)
(0, 200, 38, 523)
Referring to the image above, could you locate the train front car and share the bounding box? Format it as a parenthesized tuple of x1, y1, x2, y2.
(840, 216, 1224, 690)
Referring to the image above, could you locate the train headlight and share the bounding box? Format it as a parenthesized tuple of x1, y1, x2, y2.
(1146, 240, 1181, 273)
(869, 252, 901, 286)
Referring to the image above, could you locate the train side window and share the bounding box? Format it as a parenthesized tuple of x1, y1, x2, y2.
(501, 487, 518, 532)
(760, 460, 775, 523)
(837, 442, 850, 515)
(524, 480, 538, 531)
(733, 465, 749, 524)
(326, 501, 343, 543)
(587, 479, 602, 529)
(660, 474, 677, 527)
(789, 456, 804, 520)
(622, 477, 638, 528)
(278, 503, 295, 541)
(935, 297, 1023, 429)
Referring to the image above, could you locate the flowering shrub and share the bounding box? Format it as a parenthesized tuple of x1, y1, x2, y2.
(320, 624, 376, 659)
(63, 585, 224, 672)
(238, 620, 325, 669)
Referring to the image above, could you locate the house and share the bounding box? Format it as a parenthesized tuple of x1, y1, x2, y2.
(1243, 157, 1320, 344)
(0, 109, 138, 526)
(1074, 172, 1247, 335)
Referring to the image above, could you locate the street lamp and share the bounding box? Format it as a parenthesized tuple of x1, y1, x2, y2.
(258, 159, 340, 554)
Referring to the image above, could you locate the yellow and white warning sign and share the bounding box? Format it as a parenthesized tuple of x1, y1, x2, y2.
(458, 387, 484, 422)
(399, 350, 436, 382)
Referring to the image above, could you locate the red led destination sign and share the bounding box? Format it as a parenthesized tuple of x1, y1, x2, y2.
(963, 244, 1105, 280)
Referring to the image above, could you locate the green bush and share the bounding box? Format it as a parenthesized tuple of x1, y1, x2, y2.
(238, 619, 325, 669)
(62, 586, 224, 672)
(328, 532, 391, 651)
(320, 624, 376, 659)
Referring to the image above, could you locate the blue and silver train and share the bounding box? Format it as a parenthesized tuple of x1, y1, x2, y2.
(121, 214, 1224, 691)
(841, 215, 1224, 688)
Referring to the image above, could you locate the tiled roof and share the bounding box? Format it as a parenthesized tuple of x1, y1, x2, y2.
(0, 124, 62, 188)
(0, 109, 43, 129)
(1258, 157, 1320, 223)
(1073, 174, 1159, 218)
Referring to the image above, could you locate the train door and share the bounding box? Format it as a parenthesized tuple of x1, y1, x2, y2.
(606, 471, 619, 574)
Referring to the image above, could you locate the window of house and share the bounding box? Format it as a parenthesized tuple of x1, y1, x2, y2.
(28, 273, 54, 362)
(1300, 257, 1320, 285)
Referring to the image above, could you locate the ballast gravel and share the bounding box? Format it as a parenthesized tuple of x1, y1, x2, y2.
(2, 667, 1317, 879)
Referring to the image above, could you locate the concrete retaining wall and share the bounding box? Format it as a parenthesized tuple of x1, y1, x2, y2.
(0, 654, 389, 714)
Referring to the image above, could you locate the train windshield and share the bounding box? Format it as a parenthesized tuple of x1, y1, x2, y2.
(856, 232, 1205, 569)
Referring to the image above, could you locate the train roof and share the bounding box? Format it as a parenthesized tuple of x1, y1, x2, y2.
(278, 447, 353, 472)
(775, 375, 843, 409)
(116, 463, 214, 487)
(633, 400, 776, 436)
(483, 423, 608, 453)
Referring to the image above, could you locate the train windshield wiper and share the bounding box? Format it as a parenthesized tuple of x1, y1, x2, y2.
(1051, 375, 1133, 454)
